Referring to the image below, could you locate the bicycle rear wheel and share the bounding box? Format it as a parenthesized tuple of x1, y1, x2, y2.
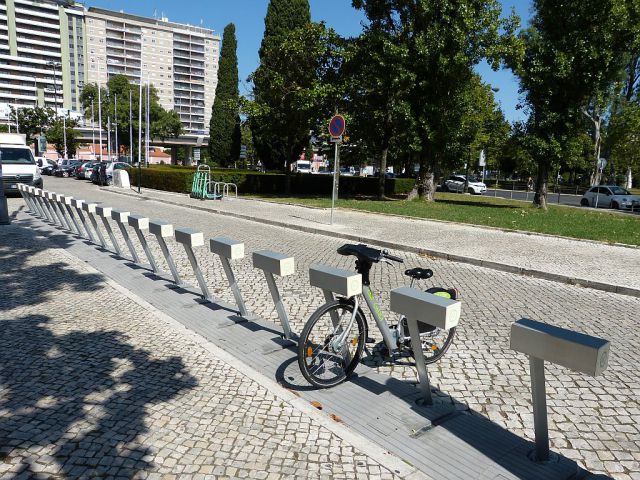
(401, 287, 457, 364)
(298, 300, 366, 388)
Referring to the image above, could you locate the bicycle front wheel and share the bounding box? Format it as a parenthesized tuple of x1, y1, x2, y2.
(298, 300, 366, 388)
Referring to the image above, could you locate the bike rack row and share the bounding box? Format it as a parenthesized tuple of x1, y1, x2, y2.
(18, 183, 612, 466)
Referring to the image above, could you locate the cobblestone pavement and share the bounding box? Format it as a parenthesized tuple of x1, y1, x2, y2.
(109, 181, 639, 291)
(9, 181, 640, 479)
(0, 221, 409, 479)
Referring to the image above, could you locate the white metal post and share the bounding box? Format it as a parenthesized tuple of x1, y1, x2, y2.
(98, 85, 103, 162)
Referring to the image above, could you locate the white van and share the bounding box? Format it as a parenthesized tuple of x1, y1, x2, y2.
(292, 160, 312, 173)
(0, 133, 43, 194)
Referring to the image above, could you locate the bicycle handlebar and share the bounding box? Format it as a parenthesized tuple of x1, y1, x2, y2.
(382, 250, 404, 263)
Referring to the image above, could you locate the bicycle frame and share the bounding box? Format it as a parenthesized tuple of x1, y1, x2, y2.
(361, 283, 412, 353)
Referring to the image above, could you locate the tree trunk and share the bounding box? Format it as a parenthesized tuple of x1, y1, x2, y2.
(284, 161, 292, 195)
(533, 162, 549, 210)
(407, 152, 435, 202)
(378, 146, 388, 199)
(626, 166, 633, 189)
(584, 110, 602, 186)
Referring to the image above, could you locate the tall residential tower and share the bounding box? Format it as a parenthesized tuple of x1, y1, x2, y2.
(82, 7, 219, 135)
(0, 0, 86, 113)
(0, 1, 221, 135)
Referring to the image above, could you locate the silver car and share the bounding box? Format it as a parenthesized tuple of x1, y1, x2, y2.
(581, 185, 640, 210)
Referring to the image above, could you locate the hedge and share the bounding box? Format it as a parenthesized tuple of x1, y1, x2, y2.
(127, 168, 415, 197)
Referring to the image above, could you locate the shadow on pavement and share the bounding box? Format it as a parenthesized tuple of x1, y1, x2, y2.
(0, 222, 198, 478)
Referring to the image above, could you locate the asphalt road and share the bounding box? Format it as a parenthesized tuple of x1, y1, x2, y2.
(484, 188, 640, 215)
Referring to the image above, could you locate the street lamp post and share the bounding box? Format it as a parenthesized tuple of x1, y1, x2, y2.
(114, 94, 118, 161)
(98, 84, 103, 162)
(46, 61, 61, 113)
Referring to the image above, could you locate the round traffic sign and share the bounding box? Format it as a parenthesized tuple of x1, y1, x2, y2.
(329, 115, 346, 138)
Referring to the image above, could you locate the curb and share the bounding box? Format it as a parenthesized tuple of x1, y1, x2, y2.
(103, 187, 640, 299)
(51, 235, 429, 480)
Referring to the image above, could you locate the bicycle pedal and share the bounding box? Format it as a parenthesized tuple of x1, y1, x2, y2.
(365, 337, 376, 344)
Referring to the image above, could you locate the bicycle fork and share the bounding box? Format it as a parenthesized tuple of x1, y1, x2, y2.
(331, 296, 359, 357)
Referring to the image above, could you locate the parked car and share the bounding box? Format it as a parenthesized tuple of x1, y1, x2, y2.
(40, 159, 59, 175)
(54, 159, 82, 177)
(74, 161, 93, 179)
(580, 185, 640, 210)
(443, 174, 487, 195)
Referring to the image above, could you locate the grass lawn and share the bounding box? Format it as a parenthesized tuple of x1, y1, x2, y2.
(247, 193, 640, 246)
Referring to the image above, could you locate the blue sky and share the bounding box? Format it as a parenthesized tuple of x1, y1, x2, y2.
(88, 0, 533, 123)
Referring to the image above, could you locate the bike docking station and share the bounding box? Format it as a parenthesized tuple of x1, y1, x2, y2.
(308, 263, 362, 325)
(511, 318, 610, 473)
(42, 190, 57, 223)
(252, 250, 296, 342)
(38, 190, 54, 222)
(33, 189, 50, 222)
(390, 287, 461, 409)
(149, 220, 183, 286)
(210, 237, 251, 319)
(17, 185, 32, 214)
(60, 195, 81, 235)
(110, 210, 139, 263)
(25, 186, 40, 217)
(127, 215, 159, 273)
(46, 192, 62, 226)
(51, 193, 69, 230)
(52, 194, 71, 231)
(175, 228, 213, 302)
(96, 205, 122, 256)
(82, 202, 109, 250)
(71, 199, 96, 243)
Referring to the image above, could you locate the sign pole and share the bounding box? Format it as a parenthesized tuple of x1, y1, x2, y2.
(328, 114, 346, 226)
(330, 138, 340, 225)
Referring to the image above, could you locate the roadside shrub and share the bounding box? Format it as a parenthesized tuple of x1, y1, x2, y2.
(128, 167, 415, 196)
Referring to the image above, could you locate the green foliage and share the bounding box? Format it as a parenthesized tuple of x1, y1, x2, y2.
(608, 100, 640, 175)
(511, 0, 632, 205)
(9, 106, 78, 157)
(46, 117, 79, 157)
(80, 75, 183, 155)
(9, 106, 55, 145)
(353, 0, 522, 200)
(248, 21, 345, 173)
(209, 24, 241, 167)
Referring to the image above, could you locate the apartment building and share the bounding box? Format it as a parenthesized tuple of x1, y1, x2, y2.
(1, 1, 220, 135)
(85, 7, 220, 135)
(0, 0, 86, 113)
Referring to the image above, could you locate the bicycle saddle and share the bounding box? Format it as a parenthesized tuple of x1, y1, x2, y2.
(404, 267, 433, 280)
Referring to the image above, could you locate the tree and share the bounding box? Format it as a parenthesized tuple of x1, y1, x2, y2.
(80, 76, 183, 157)
(9, 106, 55, 145)
(47, 117, 79, 157)
(249, 0, 312, 171)
(511, 0, 631, 208)
(354, 0, 521, 201)
(209, 23, 241, 166)
(608, 101, 640, 188)
(248, 21, 345, 187)
(343, 22, 413, 198)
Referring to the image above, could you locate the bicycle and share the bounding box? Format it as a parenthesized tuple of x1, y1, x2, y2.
(298, 243, 458, 388)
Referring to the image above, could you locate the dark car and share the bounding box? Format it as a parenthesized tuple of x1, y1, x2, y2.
(54, 160, 82, 177)
(40, 160, 59, 175)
